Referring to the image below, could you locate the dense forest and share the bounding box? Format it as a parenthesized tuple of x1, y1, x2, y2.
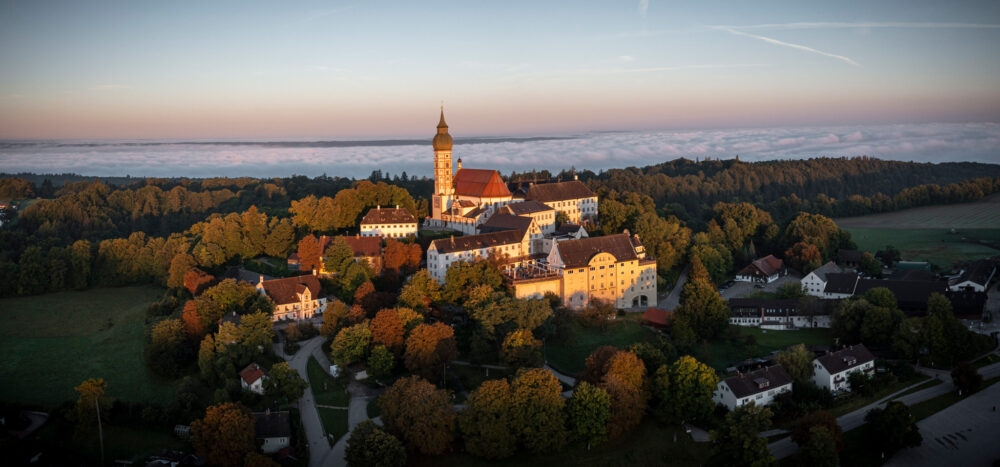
(1, 157, 998, 297)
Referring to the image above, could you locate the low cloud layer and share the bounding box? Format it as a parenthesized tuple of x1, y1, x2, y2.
(0, 122, 997, 179)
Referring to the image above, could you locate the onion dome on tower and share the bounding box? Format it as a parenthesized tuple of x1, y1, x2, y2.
(432, 107, 453, 151)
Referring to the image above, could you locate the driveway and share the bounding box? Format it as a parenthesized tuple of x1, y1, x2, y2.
(658, 267, 688, 310)
(721, 271, 803, 300)
(285, 336, 333, 467)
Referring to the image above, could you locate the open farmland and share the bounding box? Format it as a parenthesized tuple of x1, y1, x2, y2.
(835, 194, 1000, 269)
(0, 285, 174, 407)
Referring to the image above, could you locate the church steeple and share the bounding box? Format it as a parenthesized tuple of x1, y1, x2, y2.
(433, 106, 453, 151)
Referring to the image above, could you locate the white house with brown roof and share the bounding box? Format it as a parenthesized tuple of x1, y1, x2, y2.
(811, 344, 875, 392)
(360, 205, 418, 238)
(253, 410, 291, 454)
(735, 255, 786, 284)
(522, 179, 598, 224)
(802, 262, 843, 297)
(240, 363, 267, 395)
(713, 365, 794, 410)
(256, 273, 326, 321)
(426, 230, 530, 282)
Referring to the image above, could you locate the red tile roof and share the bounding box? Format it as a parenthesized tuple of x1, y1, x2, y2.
(502, 200, 554, 215)
(318, 235, 382, 258)
(453, 168, 512, 198)
(430, 230, 525, 254)
(739, 255, 784, 278)
(641, 308, 673, 327)
(240, 363, 266, 385)
(360, 207, 417, 225)
(260, 274, 322, 305)
(556, 233, 639, 268)
(524, 180, 596, 203)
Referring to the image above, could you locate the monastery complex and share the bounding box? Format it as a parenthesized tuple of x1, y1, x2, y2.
(423, 109, 657, 309)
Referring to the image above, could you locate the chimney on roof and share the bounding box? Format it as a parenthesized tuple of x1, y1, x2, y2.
(457, 158, 462, 170)
(574, 174, 578, 180)
(623, 229, 630, 236)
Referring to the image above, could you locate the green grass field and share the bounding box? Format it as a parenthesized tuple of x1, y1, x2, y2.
(317, 407, 349, 445)
(709, 327, 834, 371)
(834, 194, 1000, 269)
(544, 320, 659, 375)
(307, 356, 349, 407)
(0, 285, 175, 407)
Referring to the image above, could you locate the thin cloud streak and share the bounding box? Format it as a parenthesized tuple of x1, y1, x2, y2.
(728, 22, 1000, 31)
(714, 26, 861, 66)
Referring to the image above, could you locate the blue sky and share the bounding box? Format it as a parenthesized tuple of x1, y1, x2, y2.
(1, 0, 999, 139)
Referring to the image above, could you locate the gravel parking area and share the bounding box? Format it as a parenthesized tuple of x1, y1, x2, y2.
(719, 271, 803, 299)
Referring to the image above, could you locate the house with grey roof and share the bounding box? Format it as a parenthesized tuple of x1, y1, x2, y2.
(802, 262, 843, 297)
(713, 365, 794, 410)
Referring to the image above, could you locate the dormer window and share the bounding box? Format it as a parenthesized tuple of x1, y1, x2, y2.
(843, 356, 857, 366)
(753, 378, 770, 389)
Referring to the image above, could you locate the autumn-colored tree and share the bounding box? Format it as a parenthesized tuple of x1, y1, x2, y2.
(510, 368, 568, 453)
(371, 309, 406, 354)
(243, 452, 280, 467)
(577, 300, 617, 330)
(353, 280, 376, 312)
(579, 345, 619, 385)
(379, 376, 456, 455)
(264, 218, 295, 257)
(791, 410, 844, 451)
(296, 234, 322, 273)
(183, 267, 216, 296)
(567, 381, 611, 449)
(459, 379, 517, 459)
(501, 328, 543, 369)
(191, 402, 257, 467)
(181, 301, 205, 339)
(345, 420, 407, 467)
(398, 269, 442, 312)
(600, 351, 648, 438)
(383, 238, 421, 274)
(465, 287, 553, 339)
(73, 378, 110, 440)
(193, 279, 274, 330)
(331, 322, 372, 366)
(404, 322, 457, 381)
(395, 307, 424, 334)
(198, 334, 217, 382)
(146, 318, 193, 377)
(653, 355, 719, 423)
(442, 260, 504, 304)
(321, 300, 350, 336)
(347, 304, 367, 324)
(784, 241, 823, 273)
(167, 253, 197, 289)
(367, 345, 396, 378)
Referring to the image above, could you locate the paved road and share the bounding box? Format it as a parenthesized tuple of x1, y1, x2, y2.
(887, 381, 1000, 466)
(769, 358, 1000, 460)
(284, 336, 332, 467)
(658, 267, 688, 310)
(720, 271, 803, 300)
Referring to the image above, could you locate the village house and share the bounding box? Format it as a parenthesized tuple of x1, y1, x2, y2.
(426, 230, 531, 282)
(801, 262, 843, 297)
(360, 205, 418, 238)
(811, 344, 875, 392)
(253, 410, 291, 454)
(509, 232, 658, 309)
(728, 297, 833, 329)
(821, 272, 861, 299)
(734, 255, 786, 284)
(713, 365, 793, 410)
(240, 363, 267, 395)
(256, 273, 326, 321)
(640, 307, 673, 329)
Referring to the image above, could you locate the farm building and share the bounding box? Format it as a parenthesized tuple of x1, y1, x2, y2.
(735, 255, 786, 284)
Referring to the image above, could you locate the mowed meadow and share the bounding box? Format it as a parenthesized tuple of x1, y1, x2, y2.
(835, 193, 1000, 269)
(0, 285, 174, 407)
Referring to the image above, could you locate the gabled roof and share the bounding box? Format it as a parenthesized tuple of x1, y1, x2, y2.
(429, 230, 526, 254)
(722, 365, 793, 399)
(360, 206, 417, 225)
(739, 255, 783, 277)
(556, 233, 639, 268)
(524, 180, 596, 203)
(319, 235, 382, 258)
(641, 308, 673, 327)
(240, 363, 266, 385)
(808, 262, 842, 282)
(855, 278, 947, 309)
(502, 200, 554, 216)
(823, 273, 860, 294)
(555, 223, 585, 235)
(453, 169, 512, 198)
(253, 411, 292, 439)
(815, 344, 875, 375)
(260, 274, 322, 305)
(955, 259, 996, 286)
(480, 213, 534, 234)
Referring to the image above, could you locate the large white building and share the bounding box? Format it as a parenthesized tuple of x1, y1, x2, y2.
(728, 298, 833, 329)
(257, 273, 327, 321)
(500, 200, 556, 235)
(811, 344, 875, 393)
(734, 255, 785, 284)
(949, 259, 996, 293)
(801, 262, 843, 297)
(518, 180, 598, 225)
(426, 230, 531, 282)
(713, 365, 794, 410)
(360, 205, 418, 238)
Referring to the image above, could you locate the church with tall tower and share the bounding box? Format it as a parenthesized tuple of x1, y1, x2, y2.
(427, 107, 513, 233)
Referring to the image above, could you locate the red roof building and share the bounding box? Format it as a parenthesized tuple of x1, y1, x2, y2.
(641, 308, 673, 328)
(735, 255, 786, 284)
(453, 168, 512, 198)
